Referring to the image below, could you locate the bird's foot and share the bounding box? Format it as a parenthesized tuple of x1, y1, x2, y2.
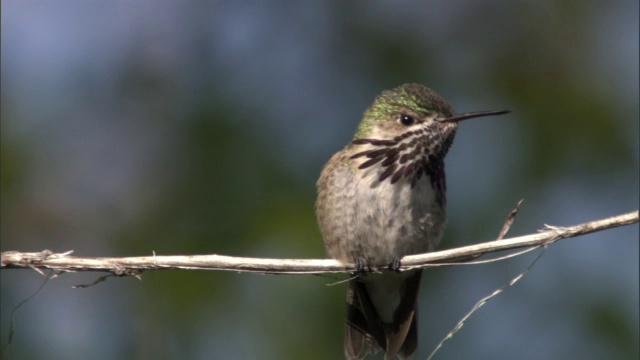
(354, 258, 374, 274)
(388, 257, 402, 272)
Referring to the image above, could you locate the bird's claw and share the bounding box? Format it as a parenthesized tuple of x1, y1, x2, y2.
(355, 258, 373, 274)
(388, 258, 402, 272)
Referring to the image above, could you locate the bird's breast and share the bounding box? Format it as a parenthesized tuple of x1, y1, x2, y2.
(317, 159, 446, 266)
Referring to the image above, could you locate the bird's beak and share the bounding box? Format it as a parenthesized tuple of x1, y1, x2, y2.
(437, 110, 510, 123)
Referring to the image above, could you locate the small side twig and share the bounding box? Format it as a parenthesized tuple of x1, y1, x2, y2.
(497, 199, 524, 240)
(432, 199, 525, 265)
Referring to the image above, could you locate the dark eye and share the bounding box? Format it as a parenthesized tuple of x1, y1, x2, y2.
(399, 114, 414, 126)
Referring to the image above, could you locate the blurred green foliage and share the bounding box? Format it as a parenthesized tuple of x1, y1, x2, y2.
(1, 1, 637, 360)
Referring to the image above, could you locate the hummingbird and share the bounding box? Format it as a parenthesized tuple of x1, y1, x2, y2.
(315, 83, 509, 359)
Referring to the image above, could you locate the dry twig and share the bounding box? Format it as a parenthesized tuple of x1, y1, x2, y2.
(1, 211, 638, 276)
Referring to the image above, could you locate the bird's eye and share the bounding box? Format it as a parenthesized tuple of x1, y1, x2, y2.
(399, 114, 415, 126)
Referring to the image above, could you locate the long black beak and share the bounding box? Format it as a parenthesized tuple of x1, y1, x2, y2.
(437, 110, 510, 123)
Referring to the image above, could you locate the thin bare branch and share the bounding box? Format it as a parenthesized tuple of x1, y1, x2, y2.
(427, 246, 548, 360)
(1, 211, 638, 276)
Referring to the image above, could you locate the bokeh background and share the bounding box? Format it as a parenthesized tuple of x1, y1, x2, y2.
(1, 1, 638, 360)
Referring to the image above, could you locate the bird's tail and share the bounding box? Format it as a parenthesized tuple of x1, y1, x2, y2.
(344, 270, 422, 360)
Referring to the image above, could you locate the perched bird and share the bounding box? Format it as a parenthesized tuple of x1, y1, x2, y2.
(316, 83, 508, 359)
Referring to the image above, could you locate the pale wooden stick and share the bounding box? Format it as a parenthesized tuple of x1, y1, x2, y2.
(1, 211, 637, 275)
